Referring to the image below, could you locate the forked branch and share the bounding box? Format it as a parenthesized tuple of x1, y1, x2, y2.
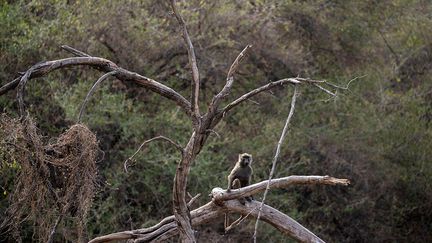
(89, 175, 349, 243)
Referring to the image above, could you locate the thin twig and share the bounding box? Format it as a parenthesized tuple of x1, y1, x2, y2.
(377, 30, 400, 65)
(252, 85, 299, 242)
(187, 193, 201, 208)
(171, 0, 200, 116)
(313, 83, 336, 96)
(78, 71, 118, 122)
(47, 215, 62, 243)
(206, 129, 221, 138)
(222, 78, 301, 114)
(325, 75, 366, 90)
(294, 77, 325, 83)
(227, 45, 252, 79)
(225, 206, 259, 232)
(61, 45, 91, 57)
(124, 136, 184, 173)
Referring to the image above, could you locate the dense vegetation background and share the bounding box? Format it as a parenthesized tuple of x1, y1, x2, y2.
(1, 0, 431, 242)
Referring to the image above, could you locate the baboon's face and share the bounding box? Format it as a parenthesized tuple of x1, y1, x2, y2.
(239, 153, 252, 167)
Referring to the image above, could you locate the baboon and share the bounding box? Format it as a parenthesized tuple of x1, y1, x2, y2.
(224, 153, 253, 231)
(227, 153, 253, 202)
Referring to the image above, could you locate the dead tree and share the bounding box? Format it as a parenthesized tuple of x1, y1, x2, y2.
(0, 1, 350, 242)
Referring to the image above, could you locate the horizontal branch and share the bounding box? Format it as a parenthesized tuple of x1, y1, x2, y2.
(89, 175, 349, 243)
(212, 175, 350, 201)
(0, 55, 192, 117)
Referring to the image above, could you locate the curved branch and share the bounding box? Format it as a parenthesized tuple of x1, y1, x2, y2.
(78, 71, 118, 122)
(171, 0, 200, 117)
(89, 175, 349, 243)
(124, 136, 184, 173)
(0, 56, 192, 117)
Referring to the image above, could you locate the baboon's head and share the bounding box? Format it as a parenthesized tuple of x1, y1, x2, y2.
(239, 153, 252, 167)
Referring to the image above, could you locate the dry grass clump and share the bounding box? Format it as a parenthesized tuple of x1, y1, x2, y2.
(0, 114, 100, 242)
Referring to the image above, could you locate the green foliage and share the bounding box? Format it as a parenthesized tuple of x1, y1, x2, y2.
(1, 0, 431, 242)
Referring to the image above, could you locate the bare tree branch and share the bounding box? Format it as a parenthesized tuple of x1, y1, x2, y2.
(1, 45, 90, 96)
(171, 0, 200, 117)
(253, 85, 298, 242)
(0, 56, 192, 117)
(0, 77, 20, 95)
(324, 75, 366, 90)
(88, 196, 206, 243)
(172, 132, 200, 243)
(227, 45, 253, 80)
(225, 200, 325, 243)
(78, 71, 118, 122)
(224, 205, 258, 232)
(124, 136, 184, 173)
(313, 83, 336, 96)
(209, 44, 252, 113)
(89, 175, 349, 243)
(221, 78, 302, 114)
(61, 45, 91, 57)
(220, 77, 348, 116)
(211, 175, 350, 201)
(187, 193, 201, 208)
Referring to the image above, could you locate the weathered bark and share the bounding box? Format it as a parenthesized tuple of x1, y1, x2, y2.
(88, 175, 349, 243)
(0, 57, 192, 117)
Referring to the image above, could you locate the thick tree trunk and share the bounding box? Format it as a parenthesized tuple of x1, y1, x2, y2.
(172, 128, 209, 242)
(173, 133, 197, 242)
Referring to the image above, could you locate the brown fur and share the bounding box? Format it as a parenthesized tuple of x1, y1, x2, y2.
(224, 153, 253, 231)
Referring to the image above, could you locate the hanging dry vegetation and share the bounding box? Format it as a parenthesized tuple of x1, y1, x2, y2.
(0, 114, 100, 242)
